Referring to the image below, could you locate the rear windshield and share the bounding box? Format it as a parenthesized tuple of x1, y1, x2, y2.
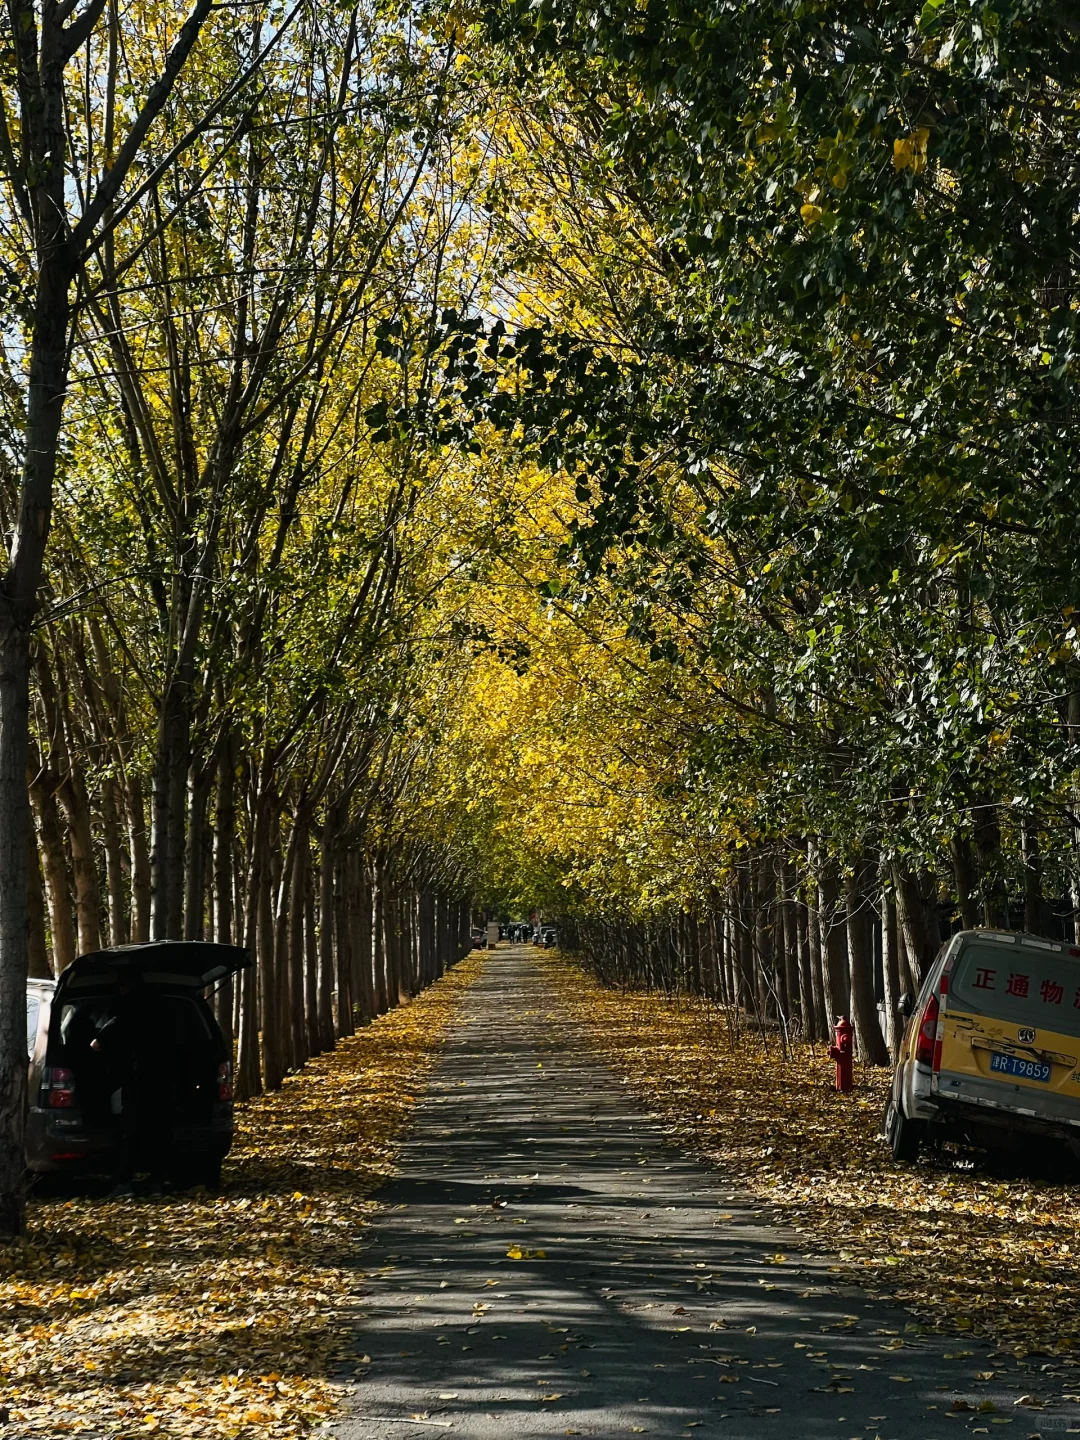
(50, 991, 217, 1061)
(950, 941, 1080, 1035)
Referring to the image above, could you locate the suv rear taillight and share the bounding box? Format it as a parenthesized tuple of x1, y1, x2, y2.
(914, 993, 940, 1067)
(41, 1066, 76, 1108)
(217, 1062, 232, 1102)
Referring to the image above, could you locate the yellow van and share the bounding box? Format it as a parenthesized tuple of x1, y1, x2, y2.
(885, 929, 1080, 1163)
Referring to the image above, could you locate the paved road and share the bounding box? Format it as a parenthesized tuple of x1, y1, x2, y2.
(335, 948, 1080, 1439)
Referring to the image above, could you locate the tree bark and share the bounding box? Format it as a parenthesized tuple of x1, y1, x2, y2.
(288, 823, 308, 1071)
(212, 734, 236, 1043)
(304, 838, 319, 1059)
(333, 850, 354, 1037)
(372, 857, 389, 1015)
(101, 775, 128, 946)
(29, 753, 75, 975)
(27, 829, 51, 980)
(259, 800, 283, 1089)
(1022, 816, 1045, 936)
(818, 862, 850, 1023)
(183, 764, 213, 941)
(846, 859, 889, 1065)
(56, 765, 101, 956)
(235, 820, 263, 1101)
(317, 813, 337, 1050)
(355, 859, 375, 1022)
(892, 864, 941, 985)
(0, 623, 32, 1232)
(778, 856, 799, 1029)
(974, 799, 1008, 929)
(127, 774, 151, 943)
(151, 680, 190, 939)
(881, 888, 903, 1059)
(950, 834, 980, 930)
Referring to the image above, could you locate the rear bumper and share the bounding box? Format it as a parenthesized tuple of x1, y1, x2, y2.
(935, 1066, 1080, 1126)
(26, 1110, 233, 1173)
(926, 1072, 1080, 1151)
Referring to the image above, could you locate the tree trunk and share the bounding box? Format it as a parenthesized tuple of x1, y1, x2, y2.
(56, 767, 101, 956)
(372, 859, 389, 1015)
(818, 862, 850, 1023)
(881, 888, 902, 1060)
(183, 764, 213, 941)
(101, 775, 128, 946)
(896, 912, 917, 997)
(778, 857, 799, 1029)
(150, 680, 190, 939)
(272, 811, 300, 1076)
(974, 799, 1008, 929)
(213, 734, 236, 1043)
(734, 871, 755, 1011)
(127, 774, 152, 942)
(0, 622, 33, 1233)
(27, 830, 51, 980)
(950, 834, 980, 930)
(288, 824, 307, 1071)
(259, 801, 283, 1089)
(333, 849, 354, 1037)
(892, 864, 941, 985)
(805, 843, 828, 1040)
(1070, 690, 1080, 943)
(753, 856, 775, 1020)
(304, 839, 319, 1058)
(352, 852, 374, 1019)
(29, 757, 75, 975)
(317, 814, 337, 1050)
(846, 859, 889, 1065)
(795, 891, 814, 1040)
(356, 859, 375, 1022)
(235, 820, 263, 1101)
(1022, 816, 1045, 936)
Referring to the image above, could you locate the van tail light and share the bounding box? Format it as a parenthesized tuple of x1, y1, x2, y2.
(915, 993, 940, 1067)
(217, 1062, 233, 1103)
(41, 1066, 76, 1109)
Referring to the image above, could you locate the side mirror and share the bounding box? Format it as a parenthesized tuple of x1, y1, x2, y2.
(899, 992, 915, 1019)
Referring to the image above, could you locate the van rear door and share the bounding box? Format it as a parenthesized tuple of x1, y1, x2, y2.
(56, 940, 250, 994)
(937, 936, 1080, 1126)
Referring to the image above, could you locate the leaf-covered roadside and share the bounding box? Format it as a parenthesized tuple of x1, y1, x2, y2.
(0, 953, 485, 1438)
(545, 953, 1080, 1359)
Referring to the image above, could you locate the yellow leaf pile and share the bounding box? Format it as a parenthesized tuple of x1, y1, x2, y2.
(0, 952, 485, 1437)
(545, 952, 1080, 1357)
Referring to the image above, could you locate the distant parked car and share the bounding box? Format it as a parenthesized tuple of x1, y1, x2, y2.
(541, 928, 558, 948)
(27, 941, 249, 1189)
(886, 929, 1080, 1165)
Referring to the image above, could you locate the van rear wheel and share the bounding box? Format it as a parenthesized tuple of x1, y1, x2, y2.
(888, 1103, 923, 1163)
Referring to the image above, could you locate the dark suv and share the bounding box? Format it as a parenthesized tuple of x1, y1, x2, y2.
(27, 940, 249, 1189)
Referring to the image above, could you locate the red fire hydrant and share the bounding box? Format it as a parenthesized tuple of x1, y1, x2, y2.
(829, 1016, 854, 1094)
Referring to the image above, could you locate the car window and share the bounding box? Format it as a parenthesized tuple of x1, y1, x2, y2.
(26, 994, 40, 1058)
(950, 942, 1080, 1035)
(53, 992, 214, 1056)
